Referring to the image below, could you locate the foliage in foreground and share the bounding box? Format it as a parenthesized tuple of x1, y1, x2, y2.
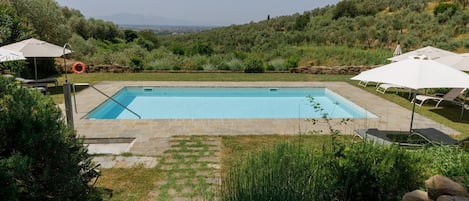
(221, 139, 468, 201)
(0, 77, 101, 200)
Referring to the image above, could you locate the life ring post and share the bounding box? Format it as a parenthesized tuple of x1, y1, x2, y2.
(72, 62, 86, 74)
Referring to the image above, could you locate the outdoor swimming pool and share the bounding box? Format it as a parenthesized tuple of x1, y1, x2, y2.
(86, 87, 376, 119)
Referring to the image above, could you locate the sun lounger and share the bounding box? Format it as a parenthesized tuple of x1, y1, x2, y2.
(376, 83, 406, 94)
(355, 128, 458, 146)
(412, 88, 465, 107)
(3, 74, 58, 88)
(358, 80, 379, 87)
(17, 77, 58, 88)
(412, 128, 458, 145)
(2, 74, 49, 92)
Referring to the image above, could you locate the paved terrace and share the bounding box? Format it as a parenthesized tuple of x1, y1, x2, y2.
(70, 81, 459, 141)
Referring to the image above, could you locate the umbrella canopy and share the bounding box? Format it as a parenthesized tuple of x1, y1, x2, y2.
(352, 57, 469, 133)
(434, 53, 469, 71)
(1, 38, 71, 57)
(0, 48, 26, 62)
(351, 58, 469, 90)
(388, 46, 457, 62)
(1, 38, 71, 80)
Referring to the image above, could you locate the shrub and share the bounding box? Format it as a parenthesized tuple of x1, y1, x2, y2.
(243, 57, 265, 73)
(224, 58, 244, 72)
(168, 42, 185, 55)
(334, 142, 423, 201)
(284, 56, 300, 69)
(181, 55, 208, 71)
(267, 58, 287, 71)
(266, 64, 275, 71)
(202, 63, 216, 71)
(0, 60, 28, 77)
(146, 53, 181, 70)
(216, 62, 231, 71)
(0, 77, 100, 200)
(189, 41, 214, 56)
(129, 55, 144, 71)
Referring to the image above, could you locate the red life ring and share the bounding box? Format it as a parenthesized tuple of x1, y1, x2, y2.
(72, 62, 86, 74)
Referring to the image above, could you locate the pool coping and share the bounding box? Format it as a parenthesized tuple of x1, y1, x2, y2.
(70, 81, 459, 140)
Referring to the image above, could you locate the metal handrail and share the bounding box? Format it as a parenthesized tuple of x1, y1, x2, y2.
(75, 84, 141, 119)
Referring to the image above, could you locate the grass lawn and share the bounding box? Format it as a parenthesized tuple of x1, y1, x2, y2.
(96, 167, 163, 201)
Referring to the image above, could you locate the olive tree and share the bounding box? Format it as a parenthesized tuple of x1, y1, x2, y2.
(11, 0, 71, 44)
(0, 7, 27, 45)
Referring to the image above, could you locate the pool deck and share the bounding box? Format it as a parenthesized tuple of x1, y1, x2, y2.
(70, 81, 459, 141)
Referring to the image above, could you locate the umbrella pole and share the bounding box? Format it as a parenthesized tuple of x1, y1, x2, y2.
(460, 90, 466, 120)
(409, 90, 416, 134)
(62, 43, 73, 128)
(34, 57, 38, 82)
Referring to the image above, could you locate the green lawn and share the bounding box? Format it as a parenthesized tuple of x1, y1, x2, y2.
(96, 167, 163, 201)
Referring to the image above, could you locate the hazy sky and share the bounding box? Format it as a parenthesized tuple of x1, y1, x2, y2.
(54, 0, 340, 26)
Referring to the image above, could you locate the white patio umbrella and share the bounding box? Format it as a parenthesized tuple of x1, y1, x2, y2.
(388, 46, 457, 62)
(434, 53, 469, 71)
(393, 44, 402, 57)
(0, 47, 26, 62)
(351, 57, 469, 133)
(1, 38, 71, 80)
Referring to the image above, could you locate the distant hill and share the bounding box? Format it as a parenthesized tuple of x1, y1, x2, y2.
(119, 24, 216, 35)
(96, 13, 199, 26)
(161, 0, 469, 55)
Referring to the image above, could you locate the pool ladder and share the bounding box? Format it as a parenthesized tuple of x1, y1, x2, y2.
(73, 83, 141, 119)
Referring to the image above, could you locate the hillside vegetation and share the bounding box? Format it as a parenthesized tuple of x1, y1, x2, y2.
(1, 0, 469, 77)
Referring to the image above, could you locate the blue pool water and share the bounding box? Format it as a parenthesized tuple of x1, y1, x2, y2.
(87, 87, 376, 119)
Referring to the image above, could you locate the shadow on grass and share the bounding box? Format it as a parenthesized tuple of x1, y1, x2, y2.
(428, 104, 469, 124)
(45, 85, 89, 96)
(391, 91, 469, 123)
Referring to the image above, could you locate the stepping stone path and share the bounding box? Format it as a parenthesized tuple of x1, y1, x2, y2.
(151, 135, 222, 201)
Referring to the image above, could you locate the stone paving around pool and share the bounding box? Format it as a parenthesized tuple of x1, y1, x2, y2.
(71, 81, 459, 139)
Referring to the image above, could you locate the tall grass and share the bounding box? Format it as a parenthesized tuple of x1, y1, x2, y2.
(221, 142, 335, 201)
(221, 139, 469, 201)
